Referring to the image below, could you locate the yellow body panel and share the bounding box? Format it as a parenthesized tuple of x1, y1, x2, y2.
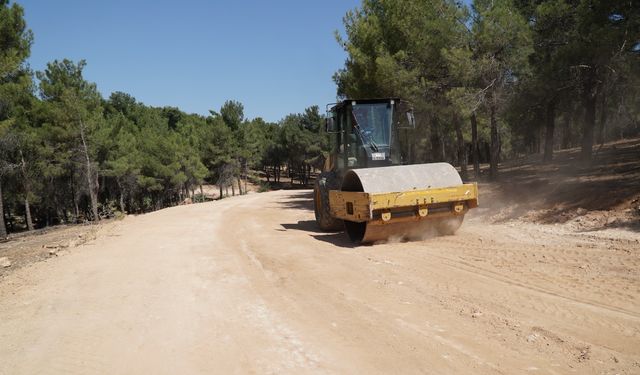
(329, 183, 478, 223)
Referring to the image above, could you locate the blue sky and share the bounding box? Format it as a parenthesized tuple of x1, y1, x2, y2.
(19, 0, 361, 122)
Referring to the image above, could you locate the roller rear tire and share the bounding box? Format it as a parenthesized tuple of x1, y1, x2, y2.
(314, 171, 344, 231)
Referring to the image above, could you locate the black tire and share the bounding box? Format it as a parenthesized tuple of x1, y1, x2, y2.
(314, 171, 344, 231)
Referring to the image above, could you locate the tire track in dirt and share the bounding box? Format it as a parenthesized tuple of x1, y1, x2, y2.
(424, 230, 640, 315)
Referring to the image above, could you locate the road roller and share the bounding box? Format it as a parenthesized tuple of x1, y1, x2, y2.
(314, 98, 478, 244)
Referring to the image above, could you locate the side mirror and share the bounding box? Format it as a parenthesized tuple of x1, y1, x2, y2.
(405, 110, 416, 128)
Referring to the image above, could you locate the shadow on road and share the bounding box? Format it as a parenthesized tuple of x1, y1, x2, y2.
(281, 220, 325, 234)
(311, 233, 358, 249)
(280, 220, 357, 248)
(276, 190, 362, 248)
(277, 191, 314, 212)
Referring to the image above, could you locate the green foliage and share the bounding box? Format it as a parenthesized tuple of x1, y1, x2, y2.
(335, 0, 481, 164)
(219, 100, 244, 131)
(0, 0, 32, 80)
(1, 29, 329, 231)
(336, 0, 639, 171)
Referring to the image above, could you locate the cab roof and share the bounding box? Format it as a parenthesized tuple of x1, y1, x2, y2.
(328, 98, 403, 112)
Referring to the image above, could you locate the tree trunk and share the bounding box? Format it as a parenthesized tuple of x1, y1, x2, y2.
(581, 98, 596, 162)
(571, 104, 583, 148)
(236, 176, 243, 195)
(219, 184, 223, 200)
(561, 111, 572, 150)
(58, 192, 69, 224)
(118, 184, 126, 213)
(537, 123, 542, 154)
(244, 160, 248, 193)
(73, 191, 79, 222)
(430, 117, 444, 162)
(19, 150, 34, 231)
(24, 197, 34, 231)
(470, 112, 480, 179)
(289, 163, 294, 184)
(79, 121, 99, 221)
(199, 184, 204, 202)
(543, 99, 556, 163)
(581, 75, 598, 162)
(53, 185, 63, 224)
(581, 95, 596, 161)
(454, 114, 467, 180)
(119, 192, 125, 213)
(116, 179, 126, 213)
(0, 180, 7, 238)
(489, 99, 500, 180)
(597, 91, 607, 146)
(5, 201, 13, 232)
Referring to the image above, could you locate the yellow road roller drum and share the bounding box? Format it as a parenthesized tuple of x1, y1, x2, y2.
(329, 163, 478, 243)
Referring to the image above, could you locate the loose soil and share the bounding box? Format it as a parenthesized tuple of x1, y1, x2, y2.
(0, 139, 638, 374)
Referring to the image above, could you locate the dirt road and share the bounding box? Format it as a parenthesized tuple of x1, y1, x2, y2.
(0, 190, 638, 374)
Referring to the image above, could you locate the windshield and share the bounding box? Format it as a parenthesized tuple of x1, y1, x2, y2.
(352, 103, 392, 147)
